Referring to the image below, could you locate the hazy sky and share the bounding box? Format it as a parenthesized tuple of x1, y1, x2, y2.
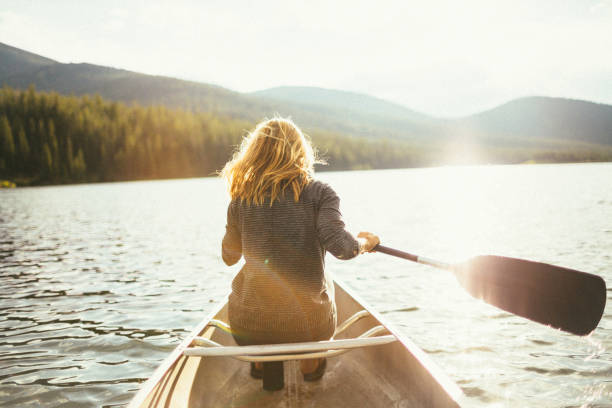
(1, 0, 611, 117)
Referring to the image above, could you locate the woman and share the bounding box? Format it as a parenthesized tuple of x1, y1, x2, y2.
(221, 117, 379, 380)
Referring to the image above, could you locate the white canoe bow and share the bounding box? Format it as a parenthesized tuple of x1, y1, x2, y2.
(128, 279, 464, 407)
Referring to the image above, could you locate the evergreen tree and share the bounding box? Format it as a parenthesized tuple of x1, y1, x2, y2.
(66, 137, 73, 176)
(42, 143, 53, 177)
(17, 126, 30, 173)
(0, 115, 15, 170)
(48, 121, 59, 177)
(72, 148, 86, 180)
(18, 127, 30, 160)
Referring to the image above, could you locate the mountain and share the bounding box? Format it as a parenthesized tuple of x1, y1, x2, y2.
(452, 97, 612, 146)
(253, 86, 431, 122)
(0, 42, 431, 138)
(0, 43, 271, 121)
(0, 42, 56, 78)
(252, 86, 435, 139)
(1, 42, 611, 150)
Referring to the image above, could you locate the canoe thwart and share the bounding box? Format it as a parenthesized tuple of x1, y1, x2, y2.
(185, 331, 396, 358)
(186, 309, 392, 361)
(188, 325, 391, 362)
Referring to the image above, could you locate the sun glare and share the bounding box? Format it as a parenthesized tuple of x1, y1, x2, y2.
(432, 166, 495, 261)
(442, 141, 485, 166)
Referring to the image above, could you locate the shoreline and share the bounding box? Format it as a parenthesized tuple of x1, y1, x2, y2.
(4, 160, 611, 188)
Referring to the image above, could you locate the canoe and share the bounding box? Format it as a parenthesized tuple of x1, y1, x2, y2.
(128, 278, 464, 407)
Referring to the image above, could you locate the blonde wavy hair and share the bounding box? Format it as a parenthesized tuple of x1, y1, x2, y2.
(221, 117, 321, 205)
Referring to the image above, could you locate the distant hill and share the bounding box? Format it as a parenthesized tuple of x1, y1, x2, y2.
(451, 97, 612, 146)
(0, 44, 271, 121)
(0, 42, 430, 138)
(252, 86, 436, 139)
(0, 42, 56, 78)
(1, 41, 611, 151)
(253, 86, 431, 122)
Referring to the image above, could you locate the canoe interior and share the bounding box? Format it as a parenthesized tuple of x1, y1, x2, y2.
(129, 280, 462, 408)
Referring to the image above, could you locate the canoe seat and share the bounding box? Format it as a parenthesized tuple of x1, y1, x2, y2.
(183, 309, 397, 362)
(182, 310, 397, 391)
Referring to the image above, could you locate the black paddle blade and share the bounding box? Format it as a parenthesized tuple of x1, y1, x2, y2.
(453, 256, 607, 336)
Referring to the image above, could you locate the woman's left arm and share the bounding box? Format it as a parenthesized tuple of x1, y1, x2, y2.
(222, 202, 242, 266)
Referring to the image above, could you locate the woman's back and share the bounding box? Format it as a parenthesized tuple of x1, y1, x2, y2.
(223, 180, 359, 344)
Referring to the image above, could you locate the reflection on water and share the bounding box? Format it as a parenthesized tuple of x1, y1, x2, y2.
(1, 163, 611, 407)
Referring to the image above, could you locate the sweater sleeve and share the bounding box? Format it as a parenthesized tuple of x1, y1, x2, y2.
(222, 201, 242, 266)
(316, 184, 360, 260)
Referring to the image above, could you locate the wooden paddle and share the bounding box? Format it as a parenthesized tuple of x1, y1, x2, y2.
(374, 245, 607, 336)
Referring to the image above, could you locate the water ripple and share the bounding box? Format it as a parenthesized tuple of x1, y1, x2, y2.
(1, 165, 611, 407)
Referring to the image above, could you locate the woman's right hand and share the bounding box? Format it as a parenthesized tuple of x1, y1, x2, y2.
(357, 232, 380, 253)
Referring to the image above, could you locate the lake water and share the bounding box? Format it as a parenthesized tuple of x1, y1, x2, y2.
(1, 163, 611, 407)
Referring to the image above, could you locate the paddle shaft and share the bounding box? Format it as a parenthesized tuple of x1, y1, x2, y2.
(375, 245, 452, 271)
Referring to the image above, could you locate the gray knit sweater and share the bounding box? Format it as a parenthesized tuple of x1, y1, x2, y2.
(222, 180, 359, 345)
